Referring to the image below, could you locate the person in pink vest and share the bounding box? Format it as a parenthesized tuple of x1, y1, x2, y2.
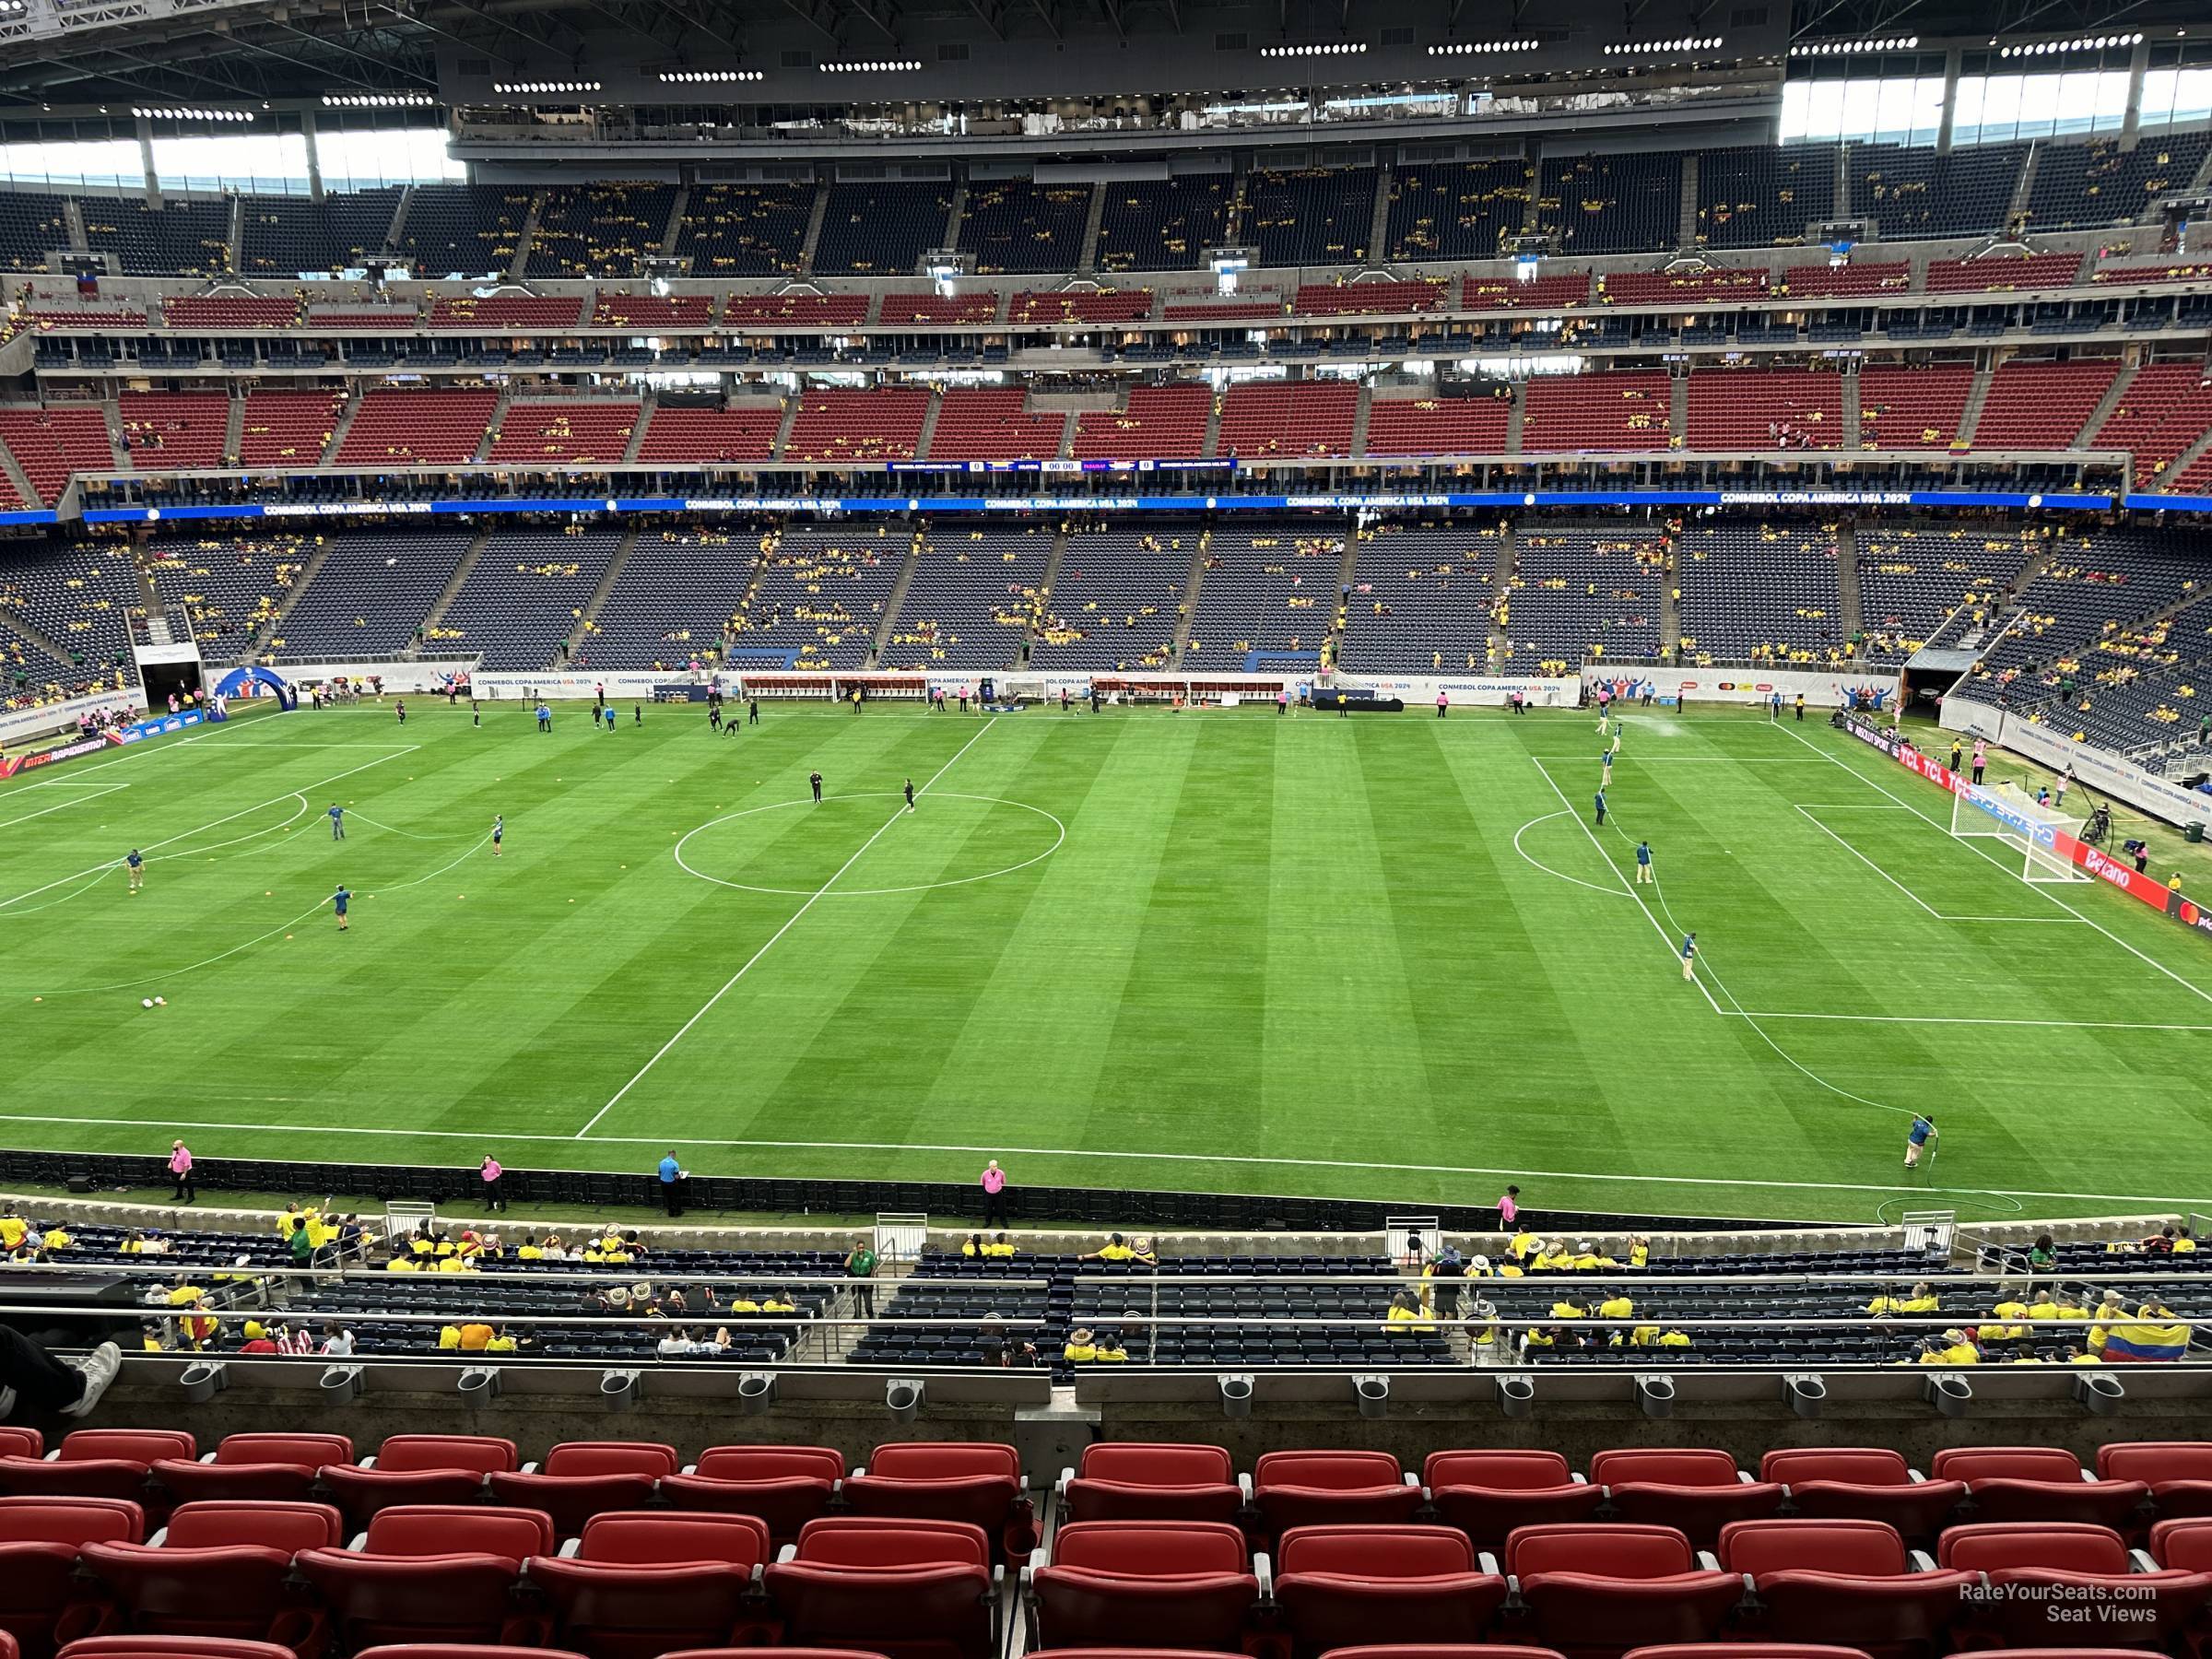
(168, 1139, 194, 1204)
(1436, 689, 1449, 719)
(479, 1153, 506, 1213)
(981, 1159, 1009, 1229)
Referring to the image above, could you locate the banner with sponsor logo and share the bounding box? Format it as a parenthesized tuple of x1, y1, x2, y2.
(0, 733, 112, 779)
(1938, 697, 2212, 835)
(1836, 712, 2211, 945)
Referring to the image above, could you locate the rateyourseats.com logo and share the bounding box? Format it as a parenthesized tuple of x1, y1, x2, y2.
(1962, 1582, 2163, 1624)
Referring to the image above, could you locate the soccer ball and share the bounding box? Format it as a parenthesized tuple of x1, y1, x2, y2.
(141, 998, 153, 1008)
(153, 996, 167, 1006)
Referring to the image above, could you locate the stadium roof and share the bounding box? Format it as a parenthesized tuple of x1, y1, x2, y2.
(0, 0, 2200, 111)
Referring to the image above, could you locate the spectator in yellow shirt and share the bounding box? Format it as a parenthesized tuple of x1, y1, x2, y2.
(1064, 1327, 1099, 1362)
(1598, 1290, 1635, 1320)
(1086, 1234, 1136, 1263)
(385, 1253, 420, 1273)
(1986, 1288, 2031, 1342)
(1507, 1229, 1541, 1261)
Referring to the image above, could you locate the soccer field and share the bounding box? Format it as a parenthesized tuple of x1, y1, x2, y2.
(4, 695, 2208, 1225)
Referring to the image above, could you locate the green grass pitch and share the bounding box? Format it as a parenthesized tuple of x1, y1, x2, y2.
(4, 695, 2208, 1226)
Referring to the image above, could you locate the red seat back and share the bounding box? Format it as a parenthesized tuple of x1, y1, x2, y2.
(56, 1641, 299, 1659)
(160, 1501, 343, 1552)
(0, 1499, 145, 1547)
(691, 1447, 845, 1482)
(793, 1518, 990, 1569)
(574, 1512, 768, 1567)
(2101, 1444, 2212, 1486)
(864, 1444, 1018, 1482)
(359, 1506, 553, 1562)
(1931, 1449, 2087, 1485)
(1050, 1521, 1247, 1575)
(209, 1437, 351, 1470)
(372, 1438, 516, 1477)
(57, 1435, 194, 1469)
(358, 1648, 588, 1659)
(1508, 1525, 1698, 1579)
(0, 1431, 41, 1460)
(1077, 1444, 1232, 1486)
(542, 1444, 679, 1479)
(2149, 1518, 2212, 1571)
(1256, 1452, 1405, 1493)
(1936, 1523, 2131, 1574)
(765, 1519, 994, 1659)
(1759, 1451, 1910, 1488)
(1592, 1450, 1742, 1489)
(1278, 1525, 1477, 1579)
(1622, 1648, 1881, 1659)
(1427, 1451, 1577, 1491)
(1718, 1521, 1907, 1577)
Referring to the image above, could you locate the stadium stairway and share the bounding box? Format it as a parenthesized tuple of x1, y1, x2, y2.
(865, 529, 928, 665)
(2162, 425, 2212, 492)
(2077, 364, 2139, 449)
(251, 534, 337, 657)
(1677, 153, 1700, 248)
(1953, 366, 1994, 445)
(0, 442, 37, 508)
(622, 394, 654, 465)
(318, 391, 363, 465)
(508, 191, 544, 280)
(796, 182, 832, 276)
(1833, 522, 1865, 652)
(1077, 182, 1107, 271)
(473, 389, 515, 464)
(406, 528, 496, 654)
(572, 528, 644, 660)
(1168, 526, 1213, 666)
(221, 394, 244, 464)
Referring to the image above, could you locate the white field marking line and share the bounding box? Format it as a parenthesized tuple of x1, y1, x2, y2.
(1519, 755, 1833, 762)
(1525, 757, 1727, 1018)
(4, 1107, 2208, 1211)
(1773, 721, 2212, 1012)
(675, 792, 1065, 899)
(1791, 803, 2073, 925)
(1511, 810, 1630, 898)
(575, 717, 998, 1138)
(0, 794, 312, 923)
(46, 833, 491, 997)
(1727, 1008, 2212, 1033)
(0, 747, 407, 910)
(0, 783, 127, 830)
(4, 710, 380, 785)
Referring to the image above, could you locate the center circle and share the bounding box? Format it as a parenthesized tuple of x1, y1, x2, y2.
(675, 792, 1065, 898)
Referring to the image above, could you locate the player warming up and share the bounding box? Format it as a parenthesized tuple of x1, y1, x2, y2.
(903, 778, 916, 811)
(1906, 1114, 1937, 1169)
(491, 815, 504, 857)
(1635, 840, 1653, 885)
(328, 803, 345, 841)
(1680, 932, 1697, 982)
(810, 770, 824, 803)
(125, 848, 144, 892)
(333, 884, 351, 932)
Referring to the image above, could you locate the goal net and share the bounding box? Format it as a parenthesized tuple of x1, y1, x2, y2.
(1949, 779, 2089, 883)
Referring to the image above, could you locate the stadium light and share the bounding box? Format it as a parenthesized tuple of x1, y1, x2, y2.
(660, 69, 765, 82)
(492, 80, 604, 94)
(819, 59, 923, 72)
(132, 106, 254, 122)
(1998, 32, 2140, 53)
(1603, 37, 1724, 54)
(1789, 36, 1919, 53)
(1429, 40, 1539, 53)
(1260, 41, 1369, 56)
(321, 93, 436, 106)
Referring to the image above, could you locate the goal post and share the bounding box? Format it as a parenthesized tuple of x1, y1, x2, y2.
(1949, 779, 2090, 884)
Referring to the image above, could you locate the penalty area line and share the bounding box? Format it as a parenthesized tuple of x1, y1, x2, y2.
(0, 1108, 2207, 1212)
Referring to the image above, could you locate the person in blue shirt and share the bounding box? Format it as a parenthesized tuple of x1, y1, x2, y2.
(1680, 932, 1696, 982)
(332, 885, 350, 933)
(1593, 788, 1606, 827)
(1905, 1115, 1936, 1170)
(1635, 840, 1653, 886)
(124, 848, 144, 892)
(1601, 749, 1614, 790)
(491, 815, 503, 858)
(658, 1151, 683, 1217)
(328, 803, 344, 841)
(535, 702, 552, 733)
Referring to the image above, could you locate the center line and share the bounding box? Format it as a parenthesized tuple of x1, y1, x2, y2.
(574, 717, 997, 1137)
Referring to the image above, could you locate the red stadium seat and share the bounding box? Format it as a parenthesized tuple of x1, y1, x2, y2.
(661, 1446, 844, 1544)
(0, 1433, 194, 1514)
(57, 1641, 299, 1659)
(487, 1443, 677, 1538)
(153, 1437, 353, 1507)
(1937, 1523, 2212, 1650)
(359, 1649, 587, 1659)
(1590, 1451, 1785, 1547)
(1623, 1648, 1876, 1659)
(317, 1437, 517, 1529)
(0, 1497, 145, 1659)
(1027, 1520, 1258, 1653)
(1930, 1449, 2149, 1530)
(1717, 1519, 1974, 1659)
(1253, 1453, 1424, 1540)
(762, 1516, 997, 1659)
(1425, 1452, 1606, 1549)
(1059, 1444, 1243, 1525)
(1756, 1451, 1964, 1543)
(662, 1651, 887, 1659)
(80, 1501, 341, 1656)
(1507, 1524, 1745, 1659)
(294, 1505, 551, 1652)
(2100, 1445, 2212, 1523)
(841, 1443, 1035, 1562)
(2148, 1520, 2212, 1658)
(1274, 1524, 1508, 1658)
(1324, 1649, 1567, 1659)
(0, 1431, 41, 1460)
(528, 1512, 769, 1659)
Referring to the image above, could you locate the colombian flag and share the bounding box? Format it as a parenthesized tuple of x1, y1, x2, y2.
(2103, 1313, 2192, 1362)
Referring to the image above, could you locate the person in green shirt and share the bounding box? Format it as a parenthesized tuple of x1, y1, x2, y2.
(288, 1218, 314, 1270)
(844, 1237, 878, 1317)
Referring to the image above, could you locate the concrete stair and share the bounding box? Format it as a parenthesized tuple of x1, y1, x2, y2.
(509, 190, 545, 281)
(572, 527, 642, 660)
(867, 525, 927, 666)
(223, 392, 244, 466)
(412, 528, 494, 654)
(319, 389, 363, 465)
(1077, 182, 1106, 274)
(659, 187, 688, 257)
(1956, 364, 1995, 444)
(253, 535, 339, 656)
(1677, 151, 1700, 248)
(1168, 527, 1211, 668)
(2077, 362, 2138, 448)
(796, 182, 831, 276)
